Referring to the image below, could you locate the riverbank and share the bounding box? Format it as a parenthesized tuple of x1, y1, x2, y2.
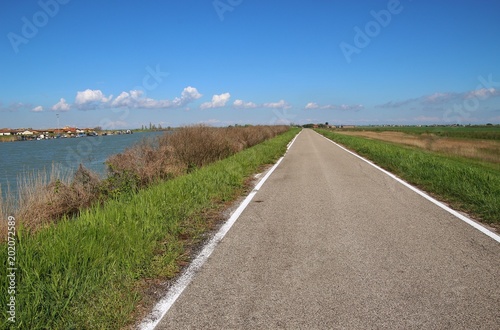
(0, 128, 172, 142)
(0, 127, 299, 329)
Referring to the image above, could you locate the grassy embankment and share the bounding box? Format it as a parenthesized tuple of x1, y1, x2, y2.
(1, 126, 288, 233)
(0, 127, 300, 329)
(315, 129, 500, 226)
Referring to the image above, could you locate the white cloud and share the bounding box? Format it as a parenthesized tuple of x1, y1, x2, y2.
(31, 105, 43, 112)
(233, 99, 257, 109)
(338, 104, 364, 111)
(176, 86, 202, 106)
(111, 86, 202, 109)
(376, 99, 416, 108)
(75, 89, 112, 109)
(422, 92, 454, 104)
(305, 102, 363, 111)
(464, 88, 500, 100)
(51, 98, 71, 112)
(305, 102, 319, 109)
(263, 99, 291, 109)
(111, 91, 136, 108)
(200, 92, 231, 109)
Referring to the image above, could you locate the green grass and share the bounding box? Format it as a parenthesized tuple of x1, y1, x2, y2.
(316, 129, 500, 224)
(343, 125, 500, 140)
(0, 128, 300, 330)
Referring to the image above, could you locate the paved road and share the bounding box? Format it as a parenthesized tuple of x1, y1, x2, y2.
(156, 129, 499, 329)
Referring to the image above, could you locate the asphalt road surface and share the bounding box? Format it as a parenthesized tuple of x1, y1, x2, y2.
(155, 129, 499, 329)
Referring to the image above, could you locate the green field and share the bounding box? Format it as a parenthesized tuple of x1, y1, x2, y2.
(316, 129, 500, 226)
(0, 128, 300, 329)
(342, 125, 500, 140)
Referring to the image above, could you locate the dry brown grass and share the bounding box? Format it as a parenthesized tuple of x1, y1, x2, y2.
(106, 137, 183, 188)
(165, 126, 236, 170)
(338, 131, 500, 164)
(14, 164, 101, 231)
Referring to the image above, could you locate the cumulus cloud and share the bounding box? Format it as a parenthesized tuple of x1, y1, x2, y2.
(111, 86, 202, 109)
(200, 92, 231, 109)
(111, 90, 148, 108)
(305, 102, 363, 111)
(233, 99, 258, 109)
(51, 98, 71, 112)
(31, 105, 43, 112)
(262, 99, 291, 109)
(75, 89, 112, 109)
(176, 86, 202, 105)
(305, 102, 319, 109)
(232, 99, 290, 110)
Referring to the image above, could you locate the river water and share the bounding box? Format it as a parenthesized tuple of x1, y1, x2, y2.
(0, 131, 165, 199)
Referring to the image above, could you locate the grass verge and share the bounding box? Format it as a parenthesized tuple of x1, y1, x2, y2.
(0, 128, 300, 329)
(315, 129, 500, 226)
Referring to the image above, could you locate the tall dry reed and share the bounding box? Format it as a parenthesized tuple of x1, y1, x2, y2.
(14, 164, 101, 231)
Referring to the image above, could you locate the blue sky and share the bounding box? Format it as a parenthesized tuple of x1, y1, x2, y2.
(1, 0, 500, 129)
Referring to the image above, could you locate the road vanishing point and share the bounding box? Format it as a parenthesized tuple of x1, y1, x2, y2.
(150, 129, 499, 329)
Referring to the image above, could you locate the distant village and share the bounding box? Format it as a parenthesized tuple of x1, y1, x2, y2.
(0, 126, 134, 141)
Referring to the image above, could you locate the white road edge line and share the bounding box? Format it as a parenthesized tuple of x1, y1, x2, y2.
(138, 130, 302, 330)
(316, 131, 500, 244)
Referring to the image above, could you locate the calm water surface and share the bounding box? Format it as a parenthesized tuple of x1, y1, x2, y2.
(0, 131, 164, 199)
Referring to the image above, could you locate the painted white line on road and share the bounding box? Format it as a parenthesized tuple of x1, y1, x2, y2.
(139, 130, 302, 330)
(317, 131, 500, 244)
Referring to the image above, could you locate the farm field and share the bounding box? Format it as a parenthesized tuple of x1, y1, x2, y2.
(341, 125, 500, 140)
(335, 127, 500, 166)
